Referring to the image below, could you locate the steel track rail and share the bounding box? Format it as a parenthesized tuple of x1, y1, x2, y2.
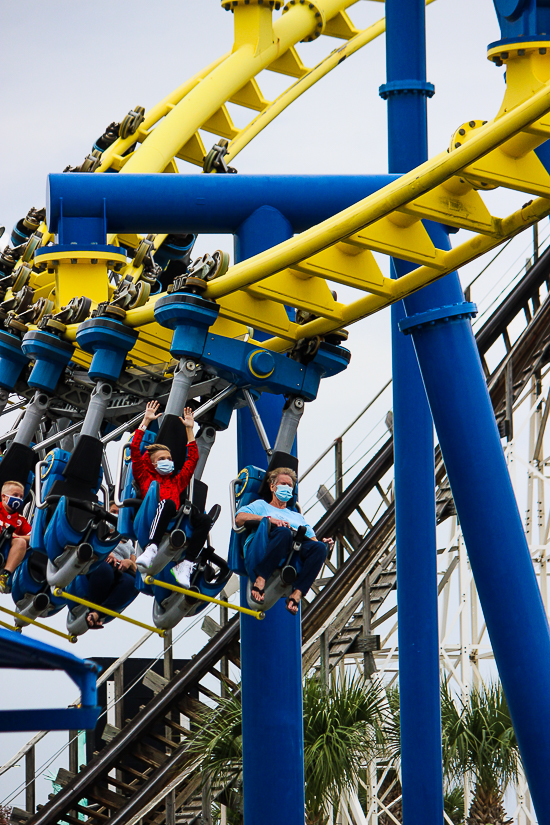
(13, 1, 550, 372)
(10, 0, 387, 335)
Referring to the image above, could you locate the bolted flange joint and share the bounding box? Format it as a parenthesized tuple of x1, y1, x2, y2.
(283, 0, 325, 41)
(379, 79, 435, 99)
(222, 0, 282, 9)
(398, 302, 478, 335)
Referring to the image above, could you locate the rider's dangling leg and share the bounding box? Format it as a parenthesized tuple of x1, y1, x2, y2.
(171, 510, 212, 587)
(253, 526, 294, 584)
(139, 499, 178, 569)
(85, 559, 137, 629)
(292, 539, 327, 597)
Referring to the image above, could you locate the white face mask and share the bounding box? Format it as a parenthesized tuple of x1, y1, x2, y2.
(156, 458, 174, 475)
(274, 484, 293, 502)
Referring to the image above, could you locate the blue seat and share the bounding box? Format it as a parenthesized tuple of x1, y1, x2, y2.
(150, 544, 231, 628)
(11, 550, 68, 622)
(118, 433, 190, 548)
(31, 438, 119, 589)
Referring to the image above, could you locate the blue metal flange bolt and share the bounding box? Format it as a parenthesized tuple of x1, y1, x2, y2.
(154, 293, 220, 358)
(21, 330, 75, 392)
(0, 331, 29, 391)
(247, 349, 275, 380)
(76, 317, 139, 382)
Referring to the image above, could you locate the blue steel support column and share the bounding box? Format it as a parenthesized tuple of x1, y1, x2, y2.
(401, 232, 550, 820)
(381, 0, 550, 818)
(380, 1, 444, 823)
(236, 205, 305, 825)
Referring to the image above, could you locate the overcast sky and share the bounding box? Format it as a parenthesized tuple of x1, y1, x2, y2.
(0, 0, 541, 808)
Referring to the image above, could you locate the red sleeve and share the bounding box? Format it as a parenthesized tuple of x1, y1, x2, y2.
(15, 516, 31, 537)
(130, 428, 150, 494)
(175, 440, 199, 494)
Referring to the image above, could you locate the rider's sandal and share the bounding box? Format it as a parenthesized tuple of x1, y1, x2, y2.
(285, 596, 300, 616)
(250, 584, 265, 604)
(87, 611, 104, 630)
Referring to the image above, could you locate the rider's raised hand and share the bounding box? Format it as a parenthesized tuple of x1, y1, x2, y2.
(181, 407, 195, 430)
(142, 400, 162, 428)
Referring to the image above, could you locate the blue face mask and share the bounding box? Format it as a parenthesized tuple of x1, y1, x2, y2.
(156, 459, 174, 475)
(5, 495, 22, 512)
(275, 484, 293, 503)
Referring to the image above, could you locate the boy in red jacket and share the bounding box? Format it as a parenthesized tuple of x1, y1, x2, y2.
(131, 401, 208, 586)
(0, 480, 31, 594)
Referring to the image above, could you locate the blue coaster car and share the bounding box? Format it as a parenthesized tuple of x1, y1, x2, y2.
(32, 435, 119, 589)
(118, 436, 198, 577)
(11, 551, 68, 626)
(150, 544, 231, 629)
(228, 452, 306, 612)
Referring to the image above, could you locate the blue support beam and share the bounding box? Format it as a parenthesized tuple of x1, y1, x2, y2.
(381, 1, 550, 821)
(236, 206, 305, 825)
(46, 173, 397, 236)
(382, 1, 444, 823)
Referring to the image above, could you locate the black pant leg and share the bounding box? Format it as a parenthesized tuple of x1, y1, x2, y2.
(87, 561, 116, 605)
(148, 498, 178, 545)
(184, 512, 212, 560)
(100, 570, 137, 615)
(294, 539, 327, 596)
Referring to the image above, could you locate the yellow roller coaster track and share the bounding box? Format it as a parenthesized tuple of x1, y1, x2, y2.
(8, 0, 550, 373)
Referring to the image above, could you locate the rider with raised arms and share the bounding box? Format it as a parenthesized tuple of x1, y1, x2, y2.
(131, 400, 210, 587)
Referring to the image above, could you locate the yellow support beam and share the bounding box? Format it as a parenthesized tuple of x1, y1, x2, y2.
(0, 604, 78, 644)
(189, 79, 550, 302)
(145, 576, 265, 620)
(0, 618, 17, 632)
(53, 588, 165, 636)
(260, 195, 550, 351)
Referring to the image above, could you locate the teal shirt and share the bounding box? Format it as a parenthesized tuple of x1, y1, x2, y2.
(236, 499, 316, 539)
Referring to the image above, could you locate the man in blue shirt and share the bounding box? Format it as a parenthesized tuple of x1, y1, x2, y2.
(235, 467, 334, 615)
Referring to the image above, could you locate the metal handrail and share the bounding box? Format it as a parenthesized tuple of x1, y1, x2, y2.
(229, 478, 246, 533)
(114, 439, 131, 507)
(34, 460, 48, 509)
(298, 379, 392, 484)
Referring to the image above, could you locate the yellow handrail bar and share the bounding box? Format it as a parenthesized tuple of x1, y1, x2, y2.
(144, 577, 265, 620)
(52, 589, 165, 637)
(0, 604, 77, 643)
(0, 617, 18, 633)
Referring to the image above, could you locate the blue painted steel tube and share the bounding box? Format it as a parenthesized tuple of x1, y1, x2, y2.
(236, 206, 305, 825)
(383, 0, 550, 816)
(383, 0, 444, 822)
(403, 227, 550, 821)
(46, 173, 397, 235)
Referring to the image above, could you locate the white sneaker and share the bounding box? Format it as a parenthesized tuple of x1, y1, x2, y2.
(171, 559, 196, 589)
(137, 543, 158, 571)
